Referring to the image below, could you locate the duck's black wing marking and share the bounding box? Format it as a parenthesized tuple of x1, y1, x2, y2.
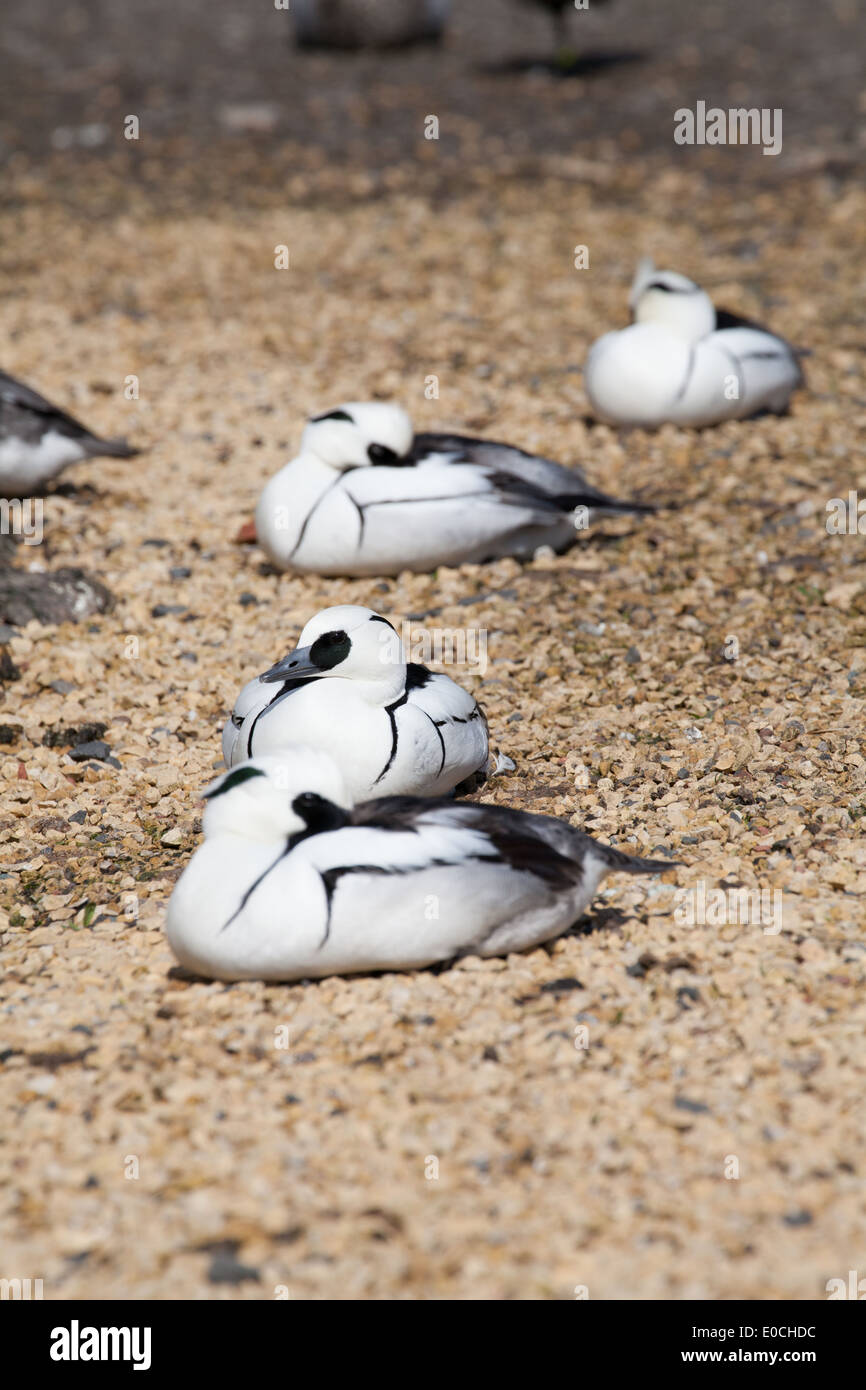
(428, 718, 447, 774)
(316, 851, 498, 949)
(406, 663, 446, 771)
(245, 675, 319, 758)
(404, 662, 434, 689)
(347, 797, 582, 891)
(405, 662, 485, 777)
(318, 863, 390, 946)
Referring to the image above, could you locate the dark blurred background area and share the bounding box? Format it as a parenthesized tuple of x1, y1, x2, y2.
(0, 0, 862, 212)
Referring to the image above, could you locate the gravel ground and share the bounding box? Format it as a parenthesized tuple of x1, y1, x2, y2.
(1, 0, 865, 1301)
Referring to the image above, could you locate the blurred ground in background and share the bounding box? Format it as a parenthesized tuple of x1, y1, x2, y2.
(0, 0, 863, 211)
(0, 0, 864, 1302)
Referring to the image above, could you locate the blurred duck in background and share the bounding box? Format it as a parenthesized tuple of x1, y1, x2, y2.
(291, 0, 450, 50)
(584, 258, 804, 429)
(0, 368, 139, 497)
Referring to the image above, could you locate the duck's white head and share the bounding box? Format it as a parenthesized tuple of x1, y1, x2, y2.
(259, 604, 406, 689)
(201, 750, 351, 842)
(629, 258, 715, 342)
(300, 403, 414, 471)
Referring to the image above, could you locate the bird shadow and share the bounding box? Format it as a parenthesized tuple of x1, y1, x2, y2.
(478, 49, 645, 79)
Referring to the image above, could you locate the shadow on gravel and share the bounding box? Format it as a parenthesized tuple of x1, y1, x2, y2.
(480, 49, 645, 78)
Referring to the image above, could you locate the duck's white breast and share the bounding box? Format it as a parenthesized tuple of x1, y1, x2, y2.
(242, 681, 397, 800)
(585, 324, 695, 427)
(166, 837, 328, 981)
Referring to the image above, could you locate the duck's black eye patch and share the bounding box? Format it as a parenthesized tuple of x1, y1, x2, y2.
(310, 409, 354, 424)
(309, 629, 351, 669)
(205, 765, 265, 799)
(291, 792, 350, 834)
(367, 443, 400, 465)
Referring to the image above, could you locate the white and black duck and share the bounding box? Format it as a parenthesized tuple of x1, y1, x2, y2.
(254, 402, 654, 575)
(165, 749, 679, 982)
(584, 258, 804, 428)
(222, 605, 489, 800)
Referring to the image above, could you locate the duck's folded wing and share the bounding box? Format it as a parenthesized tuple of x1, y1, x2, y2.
(342, 455, 568, 523)
(711, 324, 804, 387)
(353, 798, 676, 884)
(0, 368, 138, 455)
(711, 325, 796, 361)
(349, 797, 585, 891)
(411, 431, 595, 494)
(714, 307, 768, 333)
(411, 432, 654, 515)
(407, 667, 483, 722)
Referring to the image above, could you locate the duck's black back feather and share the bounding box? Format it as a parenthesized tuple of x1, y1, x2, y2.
(349, 795, 678, 889)
(409, 431, 654, 515)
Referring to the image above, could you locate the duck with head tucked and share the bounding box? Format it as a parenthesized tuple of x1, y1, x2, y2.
(254, 402, 654, 576)
(166, 750, 679, 982)
(584, 258, 804, 429)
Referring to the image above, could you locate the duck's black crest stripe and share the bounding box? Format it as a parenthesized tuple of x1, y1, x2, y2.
(310, 408, 354, 424)
(245, 676, 318, 758)
(374, 690, 409, 785)
(206, 765, 265, 800)
(369, 614, 398, 633)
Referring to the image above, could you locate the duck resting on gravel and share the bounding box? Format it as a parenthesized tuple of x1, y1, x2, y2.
(222, 605, 490, 801)
(165, 748, 679, 982)
(584, 258, 804, 428)
(253, 402, 654, 576)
